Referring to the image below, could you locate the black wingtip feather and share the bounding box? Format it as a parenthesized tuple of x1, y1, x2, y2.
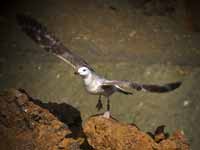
(17, 14, 46, 35)
(142, 81, 182, 93)
(166, 81, 182, 91)
(16, 14, 64, 54)
(17, 14, 46, 29)
(16, 14, 46, 43)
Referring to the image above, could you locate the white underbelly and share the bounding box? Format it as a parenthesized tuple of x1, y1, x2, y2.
(83, 78, 103, 94)
(85, 83, 103, 95)
(83, 74, 106, 95)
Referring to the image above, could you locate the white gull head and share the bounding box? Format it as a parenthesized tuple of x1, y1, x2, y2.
(77, 67, 91, 77)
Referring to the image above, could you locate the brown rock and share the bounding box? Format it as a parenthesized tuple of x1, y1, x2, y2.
(159, 130, 190, 150)
(0, 89, 84, 150)
(153, 125, 168, 143)
(83, 116, 190, 150)
(84, 116, 158, 150)
(0, 89, 190, 150)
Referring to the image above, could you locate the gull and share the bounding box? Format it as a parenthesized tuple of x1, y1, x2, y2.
(17, 14, 181, 118)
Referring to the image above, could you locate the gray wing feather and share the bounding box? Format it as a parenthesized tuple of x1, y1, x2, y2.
(17, 14, 94, 71)
(102, 80, 181, 93)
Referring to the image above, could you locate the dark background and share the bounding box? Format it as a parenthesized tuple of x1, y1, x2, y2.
(0, 0, 200, 149)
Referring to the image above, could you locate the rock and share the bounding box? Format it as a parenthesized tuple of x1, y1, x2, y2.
(0, 89, 84, 150)
(0, 89, 190, 150)
(84, 116, 158, 150)
(153, 125, 169, 143)
(84, 116, 190, 150)
(159, 130, 189, 150)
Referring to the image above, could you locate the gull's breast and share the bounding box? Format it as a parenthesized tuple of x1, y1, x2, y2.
(84, 76, 104, 95)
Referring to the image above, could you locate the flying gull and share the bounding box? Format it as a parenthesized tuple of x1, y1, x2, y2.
(17, 14, 181, 118)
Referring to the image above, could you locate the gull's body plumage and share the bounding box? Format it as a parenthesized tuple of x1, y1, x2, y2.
(17, 14, 182, 118)
(83, 72, 116, 96)
(83, 73, 106, 95)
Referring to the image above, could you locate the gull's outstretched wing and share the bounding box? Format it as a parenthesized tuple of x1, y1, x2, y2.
(102, 80, 181, 93)
(17, 14, 94, 71)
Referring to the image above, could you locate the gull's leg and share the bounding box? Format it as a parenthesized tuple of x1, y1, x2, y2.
(96, 95, 103, 111)
(107, 97, 110, 111)
(103, 97, 110, 118)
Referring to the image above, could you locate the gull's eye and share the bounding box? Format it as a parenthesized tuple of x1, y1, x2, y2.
(83, 69, 86, 72)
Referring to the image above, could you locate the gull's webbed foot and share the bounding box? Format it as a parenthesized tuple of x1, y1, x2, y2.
(96, 99, 103, 111)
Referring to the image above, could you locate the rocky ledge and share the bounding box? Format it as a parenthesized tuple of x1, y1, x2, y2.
(0, 89, 189, 150)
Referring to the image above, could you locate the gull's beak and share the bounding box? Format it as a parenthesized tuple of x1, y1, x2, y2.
(74, 71, 79, 75)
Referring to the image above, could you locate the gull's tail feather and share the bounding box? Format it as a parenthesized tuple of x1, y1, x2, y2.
(131, 81, 182, 93)
(16, 14, 66, 55)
